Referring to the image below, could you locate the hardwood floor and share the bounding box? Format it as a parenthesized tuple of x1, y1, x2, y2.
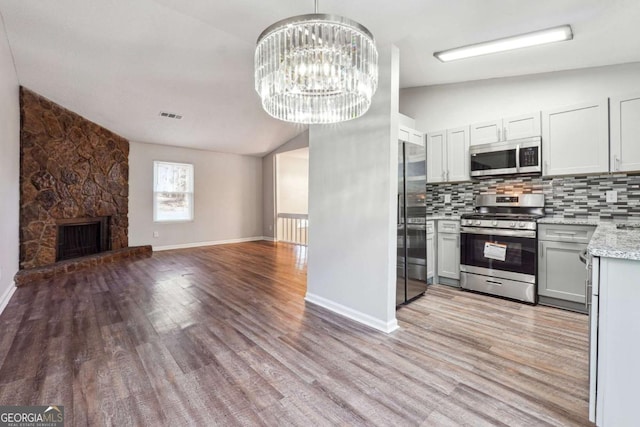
(0, 241, 593, 426)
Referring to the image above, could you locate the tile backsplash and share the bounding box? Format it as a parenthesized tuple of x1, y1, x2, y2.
(427, 173, 640, 219)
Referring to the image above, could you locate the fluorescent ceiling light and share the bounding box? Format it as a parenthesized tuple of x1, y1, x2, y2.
(434, 25, 573, 62)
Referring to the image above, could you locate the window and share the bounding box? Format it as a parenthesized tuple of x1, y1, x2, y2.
(153, 161, 194, 222)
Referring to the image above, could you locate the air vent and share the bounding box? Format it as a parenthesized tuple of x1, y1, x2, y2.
(159, 111, 183, 120)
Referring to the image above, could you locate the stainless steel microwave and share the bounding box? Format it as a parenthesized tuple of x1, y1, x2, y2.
(470, 136, 541, 177)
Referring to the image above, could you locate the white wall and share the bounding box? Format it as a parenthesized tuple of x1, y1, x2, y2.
(276, 152, 308, 214)
(262, 130, 309, 238)
(129, 141, 263, 249)
(0, 14, 19, 312)
(400, 62, 640, 132)
(306, 44, 400, 333)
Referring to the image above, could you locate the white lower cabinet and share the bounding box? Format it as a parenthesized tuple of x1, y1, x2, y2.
(427, 221, 435, 282)
(538, 240, 588, 303)
(537, 224, 595, 313)
(437, 220, 460, 281)
(590, 256, 640, 426)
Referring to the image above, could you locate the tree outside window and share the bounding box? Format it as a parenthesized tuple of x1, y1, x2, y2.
(153, 161, 194, 222)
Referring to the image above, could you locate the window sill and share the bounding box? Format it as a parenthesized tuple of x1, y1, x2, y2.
(153, 219, 195, 224)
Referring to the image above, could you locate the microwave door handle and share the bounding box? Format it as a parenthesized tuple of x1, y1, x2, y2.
(515, 144, 520, 172)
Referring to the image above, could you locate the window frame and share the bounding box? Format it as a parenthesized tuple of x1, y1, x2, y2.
(153, 160, 195, 223)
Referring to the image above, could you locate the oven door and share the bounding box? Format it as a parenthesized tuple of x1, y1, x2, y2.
(460, 227, 537, 282)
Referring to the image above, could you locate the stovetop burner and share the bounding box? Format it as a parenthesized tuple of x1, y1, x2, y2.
(461, 212, 543, 222)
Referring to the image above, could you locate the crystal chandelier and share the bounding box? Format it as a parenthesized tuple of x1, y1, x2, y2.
(255, 1, 378, 124)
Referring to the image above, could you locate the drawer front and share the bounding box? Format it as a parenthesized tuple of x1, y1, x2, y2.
(438, 220, 460, 234)
(538, 224, 596, 243)
(426, 221, 435, 235)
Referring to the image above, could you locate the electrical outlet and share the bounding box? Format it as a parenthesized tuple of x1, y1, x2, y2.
(606, 190, 618, 203)
(268, 225, 273, 231)
(444, 194, 452, 204)
(153, 231, 159, 238)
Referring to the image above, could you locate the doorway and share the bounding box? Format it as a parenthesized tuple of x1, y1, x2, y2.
(275, 148, 309, 246)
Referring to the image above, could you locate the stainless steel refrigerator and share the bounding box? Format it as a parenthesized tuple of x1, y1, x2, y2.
(397, 137, 428, 306)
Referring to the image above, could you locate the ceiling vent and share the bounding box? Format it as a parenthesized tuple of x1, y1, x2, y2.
(159, 111, 183, 120)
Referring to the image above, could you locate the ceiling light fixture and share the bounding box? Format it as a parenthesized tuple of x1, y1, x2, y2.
(255, 0, 378, 124)
(434, 25, 573, 62)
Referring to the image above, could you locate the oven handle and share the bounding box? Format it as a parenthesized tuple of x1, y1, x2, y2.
(516, 144, 521, 172)
(460, 227, 536, 238)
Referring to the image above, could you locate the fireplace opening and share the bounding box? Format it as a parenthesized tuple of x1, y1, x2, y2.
(56, 217, 111, 261)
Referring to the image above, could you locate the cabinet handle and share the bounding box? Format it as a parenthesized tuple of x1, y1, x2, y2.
(446, 170, 450, 181)
(504, 127, 508, 141)
(442, 171, 445, 181)
(497, 128, 501, 141)
(615, 155, 620, 171)
(544, 160, 549, 173)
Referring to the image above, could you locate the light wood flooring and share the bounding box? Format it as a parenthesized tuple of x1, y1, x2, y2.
(0, 241, 593, 426)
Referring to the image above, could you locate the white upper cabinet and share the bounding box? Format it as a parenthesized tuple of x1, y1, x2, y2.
(503, 112, 541, 141)
(470, 112, 541, 146)
(426, 127, 470, 183)
(610, 93, 640, 173)
(426, 130, 446, 183)
(542, 99, 609, 177)
(470, 119, 502, 145)
(446, 126, 470, 182)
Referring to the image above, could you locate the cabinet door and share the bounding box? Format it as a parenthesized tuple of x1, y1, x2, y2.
(437, 233, 460, 280)
(538, 241, 588, 303)
(426, 131, 446, 183)
(611, 94, 640, 172)
(503, 112, 541, 140)
(427, 232, 435, 280)
(542, 100, 609, 176)
(446, 126, 470, 182)
(470, 119, 502, 146)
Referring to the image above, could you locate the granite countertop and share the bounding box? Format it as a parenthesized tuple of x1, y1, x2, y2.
(540, 217, 640, 260)
(426, 214, 461, 221)
(588, 221, 640, 261)
(537, 216, 601, 226)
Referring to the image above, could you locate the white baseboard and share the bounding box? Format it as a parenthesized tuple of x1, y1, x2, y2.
(305, 292, 399, 334)
(0, 282, 17, 316)
(261, 236, 276, 242)
(153, 236, 265, 251)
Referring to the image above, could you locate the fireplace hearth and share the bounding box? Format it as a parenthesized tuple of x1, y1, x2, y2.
(56, 217, 110, 261)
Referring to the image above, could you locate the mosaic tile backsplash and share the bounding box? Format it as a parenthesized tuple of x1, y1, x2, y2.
(427, 173, 640, 219)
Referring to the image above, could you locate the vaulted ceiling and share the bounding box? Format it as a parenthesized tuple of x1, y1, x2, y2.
(1, 0, 639, 155)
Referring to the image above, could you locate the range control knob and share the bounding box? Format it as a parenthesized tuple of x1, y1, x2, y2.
(519, 222, 526, 228)
(510, 221, 516, 227)
(492, 220, 498, 226)
(475, 220, 481, 226)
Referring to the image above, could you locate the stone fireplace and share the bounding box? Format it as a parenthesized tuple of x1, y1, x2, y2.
(56, 216, 110, 261)
(19, 87, 129, 270)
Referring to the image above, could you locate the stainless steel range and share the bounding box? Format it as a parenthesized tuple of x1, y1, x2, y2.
(460, 194, 545, 304)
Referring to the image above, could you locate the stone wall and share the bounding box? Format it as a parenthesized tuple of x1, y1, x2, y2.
(20, 87, 129, 269)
